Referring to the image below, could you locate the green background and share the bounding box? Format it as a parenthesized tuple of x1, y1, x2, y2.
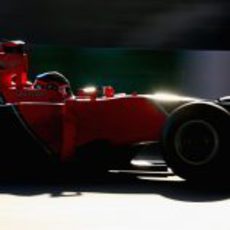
(29, 46, 181, 94)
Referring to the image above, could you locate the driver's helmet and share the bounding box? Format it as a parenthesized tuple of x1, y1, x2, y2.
(33, 71, 72, 97)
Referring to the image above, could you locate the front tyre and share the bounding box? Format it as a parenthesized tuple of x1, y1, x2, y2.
(162, 102, 230, 183)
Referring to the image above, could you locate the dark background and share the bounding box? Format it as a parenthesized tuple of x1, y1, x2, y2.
(2, 0, 230, 49)
(2, 0, 230, 97)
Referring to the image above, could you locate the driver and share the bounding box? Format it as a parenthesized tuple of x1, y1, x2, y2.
(33, 71, 73, 97)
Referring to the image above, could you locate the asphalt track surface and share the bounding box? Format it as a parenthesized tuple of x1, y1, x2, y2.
(0, 173, 229, 230)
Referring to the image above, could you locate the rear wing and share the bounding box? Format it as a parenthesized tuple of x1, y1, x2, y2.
(0, 40, 26, 54)
(0, 40, 28, 89)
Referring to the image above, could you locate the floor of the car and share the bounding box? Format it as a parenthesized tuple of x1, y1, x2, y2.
(109, 143, 173, 177)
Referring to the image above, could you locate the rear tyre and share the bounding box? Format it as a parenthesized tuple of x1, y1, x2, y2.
(162, 103, 230, 183)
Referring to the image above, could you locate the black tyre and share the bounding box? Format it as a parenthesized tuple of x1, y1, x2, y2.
(162, 102, 230, 182)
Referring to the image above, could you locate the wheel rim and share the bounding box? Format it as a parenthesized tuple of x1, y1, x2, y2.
(175, 120, 219, 166)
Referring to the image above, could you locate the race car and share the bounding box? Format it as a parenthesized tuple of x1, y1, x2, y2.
(0, 40, 229, 182)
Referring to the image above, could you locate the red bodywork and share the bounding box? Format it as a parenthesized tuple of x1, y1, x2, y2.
(0, 41, 167, 163)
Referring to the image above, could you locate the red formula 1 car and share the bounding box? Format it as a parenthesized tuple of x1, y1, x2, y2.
(0, 40, 229, 181)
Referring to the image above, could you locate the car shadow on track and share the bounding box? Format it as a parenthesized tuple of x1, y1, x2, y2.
(0, 173, 229, 202)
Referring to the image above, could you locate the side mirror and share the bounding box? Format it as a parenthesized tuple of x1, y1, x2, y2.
(103, 86, 115, 98)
